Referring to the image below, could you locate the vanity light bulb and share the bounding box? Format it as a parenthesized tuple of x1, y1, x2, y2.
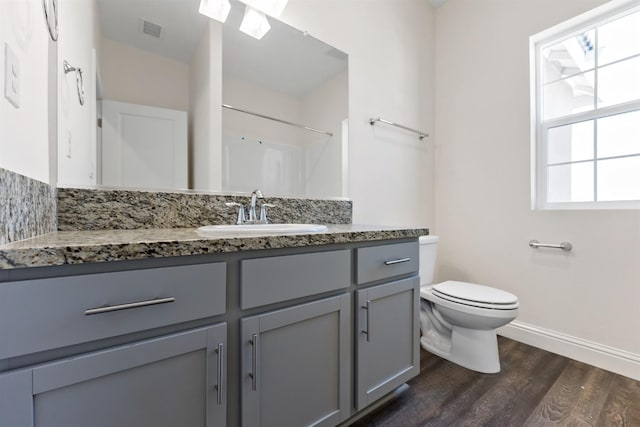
(239, 6, 271, 40)
(198, 0, 231, 23)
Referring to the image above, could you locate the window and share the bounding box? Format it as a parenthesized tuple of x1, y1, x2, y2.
(531, 1, 640, 209)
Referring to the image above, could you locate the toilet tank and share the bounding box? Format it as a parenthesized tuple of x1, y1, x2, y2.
(419, 235, 439, 286)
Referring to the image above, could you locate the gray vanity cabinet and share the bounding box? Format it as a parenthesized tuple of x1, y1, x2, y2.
(240, 294, 351, 427)
(0, 237, 423, 426)
(354, 240, 420, 412)
(355, 257, 420, 410)
(0, 324, 227, 427)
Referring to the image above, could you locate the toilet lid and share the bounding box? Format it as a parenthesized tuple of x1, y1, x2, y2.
(432, 281, 519, 309)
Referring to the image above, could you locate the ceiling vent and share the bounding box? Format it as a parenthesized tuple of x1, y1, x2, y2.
(140, 18, 163, 39)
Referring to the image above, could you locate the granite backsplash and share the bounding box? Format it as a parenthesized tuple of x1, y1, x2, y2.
(1, 172, 352, 240)
(0, 168, 57, 245)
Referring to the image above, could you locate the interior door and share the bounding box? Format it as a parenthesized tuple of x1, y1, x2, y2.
(101, 100, 187, 189)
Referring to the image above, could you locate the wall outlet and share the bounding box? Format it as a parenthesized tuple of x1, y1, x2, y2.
(4, 43, 20, 108)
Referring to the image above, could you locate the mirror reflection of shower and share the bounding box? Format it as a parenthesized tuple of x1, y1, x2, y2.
(222, 116, 347, 200)
(222, 132, 304, 197)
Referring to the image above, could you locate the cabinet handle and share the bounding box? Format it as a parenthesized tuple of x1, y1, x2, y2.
(216, 342, 224, 405)
(384, 257, 411, 266)
(84, 297, 175, 315)
(361, 300, 371, 342)
(250, 333, 259, 391)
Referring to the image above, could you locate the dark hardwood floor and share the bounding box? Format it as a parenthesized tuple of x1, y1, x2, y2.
(353, 337, 640, 427)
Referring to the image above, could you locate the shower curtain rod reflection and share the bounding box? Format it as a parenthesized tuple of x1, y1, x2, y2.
(222, 104, 333, 137)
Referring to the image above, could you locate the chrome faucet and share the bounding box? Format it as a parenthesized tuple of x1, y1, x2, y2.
(248, 189, 263, 223)
(225, 189, 275, 225)
(224, 202, 246, 225)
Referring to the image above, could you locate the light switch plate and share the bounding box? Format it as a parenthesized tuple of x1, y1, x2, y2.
(4, 43, 20, 108)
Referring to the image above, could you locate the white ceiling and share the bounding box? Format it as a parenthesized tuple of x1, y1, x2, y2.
(430, 0, 447, 8)
(97, 0, 207, 64)
(96, 0, 347, 97)
(222, 1, 347, 97)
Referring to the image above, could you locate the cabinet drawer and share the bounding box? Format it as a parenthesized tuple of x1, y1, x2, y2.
(0, 263, 226, 359)
(240, 250, 350, 309)
(356, 241, 418, 284)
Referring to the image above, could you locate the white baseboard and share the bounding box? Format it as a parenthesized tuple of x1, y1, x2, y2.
(498, 321, 640, 381)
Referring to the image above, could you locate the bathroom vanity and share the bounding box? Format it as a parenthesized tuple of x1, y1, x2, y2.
(0, 225, 426, 426)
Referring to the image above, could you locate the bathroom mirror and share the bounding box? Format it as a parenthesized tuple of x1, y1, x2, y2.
(57, 0, 348, 199)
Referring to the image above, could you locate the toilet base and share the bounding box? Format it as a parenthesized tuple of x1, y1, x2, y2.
(420, 326, 501, 374)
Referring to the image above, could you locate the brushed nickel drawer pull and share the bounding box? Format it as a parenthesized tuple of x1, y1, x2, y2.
(216, 342, 224, 405)
(361, 300, 371, 342)
(384, 257, 411, 266)
(84, 297, 176, 315)
(250, 334, 259, 391)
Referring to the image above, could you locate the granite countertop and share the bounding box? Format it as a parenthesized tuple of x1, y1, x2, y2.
(0, 225, 429, 270)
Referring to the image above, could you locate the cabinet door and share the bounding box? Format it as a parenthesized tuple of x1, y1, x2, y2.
(0, 324, 227, 427)
(241, 294, 351, 427)
(356, 277, 420, 410)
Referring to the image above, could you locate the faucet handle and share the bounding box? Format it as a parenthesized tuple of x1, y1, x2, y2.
(225, 202, 246, 225)
(259, 203, 276, 224)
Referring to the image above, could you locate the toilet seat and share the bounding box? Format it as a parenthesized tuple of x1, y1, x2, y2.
(431, 281, 519, 310)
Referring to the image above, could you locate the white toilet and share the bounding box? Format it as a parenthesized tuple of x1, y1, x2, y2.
(419, 235, 519, 373)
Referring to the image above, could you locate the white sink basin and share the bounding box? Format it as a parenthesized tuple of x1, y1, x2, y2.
(197, 223, 329, 236)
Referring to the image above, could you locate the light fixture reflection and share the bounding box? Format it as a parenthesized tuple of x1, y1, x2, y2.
(239, 0, 289, 18)
(239, 5, 271, 40)
(199, 0, 231, 23)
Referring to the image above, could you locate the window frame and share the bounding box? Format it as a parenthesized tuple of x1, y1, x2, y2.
(530, 0, 640, 210)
